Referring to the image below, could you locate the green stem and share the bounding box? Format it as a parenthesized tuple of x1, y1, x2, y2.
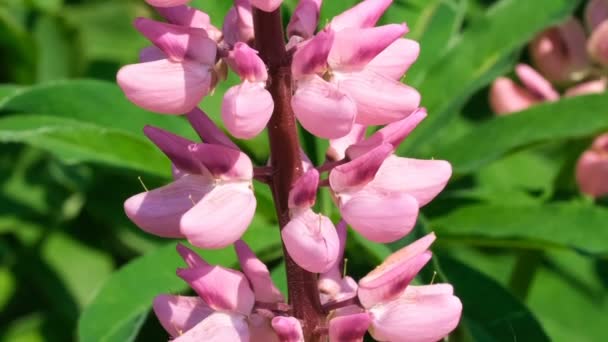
(508, 250, 543, 301)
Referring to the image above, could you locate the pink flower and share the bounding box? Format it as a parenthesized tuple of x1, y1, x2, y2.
(223, 0, 255, 46)
(124, 109, 256, 249)
(287, 0, 322, 40)
(576, 133, 608, 198)
(154, 5, 223, 41)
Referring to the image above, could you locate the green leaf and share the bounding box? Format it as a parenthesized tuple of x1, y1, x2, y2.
(0, 115, 170, 177)
(78, 221, 281, 342)
(433, 94, 608, 174)
(33, 15, 79, 82)
(432, 203, 608, 256)
(400, 0, 579, 154)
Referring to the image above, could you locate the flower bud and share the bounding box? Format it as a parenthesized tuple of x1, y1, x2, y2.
(588, 21, 608, 66)
(221, 81, 274, 139)
(288, 169, 320, 209)
(225, 43, 268, 82)
(287, 0, 322, 39)
(223, 0, 254, 46)
(576, 134, 608, 198)
(271, 317, 304, 342)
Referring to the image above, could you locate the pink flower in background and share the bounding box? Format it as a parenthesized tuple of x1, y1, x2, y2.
(576, 134, 608, 198)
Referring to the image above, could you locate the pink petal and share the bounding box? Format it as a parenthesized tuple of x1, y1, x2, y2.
(153, 295, 213, 337)
(188, 143, 253, 181)
(271, 317, 305, 342)
(134, 18, 216, 64)
(588, 21, 608, 66)
(331, 0, 393, 31)
(173, 312, 250, 342)
(250, 0, 283, 12)
(281, 209, 340, 273)
(346, 108, 426, 159)
(249, 314, 280, 342)
(139, 45, 166, 62)
(225, 42, 268, 82)
(369, 284, 462, 342)
(336, 69, 420, 125)
(515, 64, 559, 101)
(124, 175, 213, 238)
(329, 312, 371, 342)
(143, 125, 199, 174)
(329, 24, 408, 72)
(489, 77, 539, 115)
(292, 29, 334, 79)
(288, 168, 320, 210)
(329, 143, 393, 193)
(576, 134, 608, 198)
(287, 0, 322, 39)
(223, 1, 254, 46)
(146, 0, 189, 7)
(222, 81, 274, 139)
(117, 59, 212, 114)
(327, 124, 367, 161)
(155, 5, 223, 41)
(319, 221, 358, 304)
(339, 190, 419, 243)
(564, 78, 607, 97)
(366, 38, 420, 80)
(358, 233, 435, 308)
(234, 240, 285, 303)
(585, 0, 608, 30)
(180, 182, 256, 249)
(177, 264, 255, 315)
(370, 156, 452, 206)
(186, 108, 239, 149)
(292, 75, 356, 138)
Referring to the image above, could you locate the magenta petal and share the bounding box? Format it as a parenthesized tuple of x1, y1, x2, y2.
(117, 59, 212, 114)
(346, 109, 426, 159)
(177, 264, 255, 315)
(188, 143, 253, 181)
(287, 0, 322, 39)
(515, 64, 559, 101)
(329, 143, 393, 193)
(358, 233, 436, 308)
(337, 70, 421, 125)
(271, 317, 305, 342)
(292, 29, 334, 79)
(292, 75, 356, 138)
(153, 295, 213, 337)
(369, 284, 462, 342)
(329, 312, 371, 342)
(176, 243, 209, 268)
(143, 125, 198, 174)
(226, 42, 268, 82)
(180, 182, 256, 249)
(282, 209, 340, 273)
(146, 0, 189, 7)
(222, 81, 274, 139)
(234, 240, 285, 303)
(331, 0, 393, 31)
(339, 190, 419, 243)
(186, 108, 239, 149)
(288, 168, 320, 210)
(327, 124, 367, 161)
(366, 38, 420, 80)
(173, 312, 250, 342)
(124, 175, 213, 238)
(329, 24, 408, 72)
(370, 156, 452, 206)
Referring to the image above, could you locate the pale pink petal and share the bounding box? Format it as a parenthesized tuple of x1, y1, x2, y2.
(124, 175, 213, 238)
(585, 0, 608, 30)
(177, 263, 255, 315)
(366, 38, 420, 80)
(588, 21, 608, 66)
(319, 222, 358, 304)
(331, 0, 393, 31)
(186, 108, 239, 149)
(134, 18, 216, 64)
(117, 59, 212, 114)
(173, 312, 250, 342)
(329, 144, 393, 193)
(515, 64, 559, 101)
(234, 240, 285, 303)
(146, 0, 189, 7)
(329, 312, 371, 342)
(288, 168, 320, 209)
(271, 317, 305, 342)
(249, 314, 280, 342)
(346, 109, 426, 159)
(489, 77, 539, 115)
(155, 5, 223, 41)
(153, 295, 213, 337)
(370, 156, 452, 206)
(327, 124, 367, 161)
(564, 78, 607, 97)
(188, 143, 253, 181)
(292, 75, 356, 138)
(225, 42, 268, 82)
(143, 125, 199, 174)
(336, 70, 420, 125)
(250, 0, 283, 12)
(222, 81, 274, 139)
(291, 29, 334, 79)
(282, 209, 340, 273)
(329, 24, 408, 72)
(358, 233, 435, 309)
(139, 46, 166, 62)
(287, 0, 322, 39)
(223, 1, 254, 46)
(339, 190, 419, 243)
(179, 182, 255, 249)
(369, 284, 462, 342)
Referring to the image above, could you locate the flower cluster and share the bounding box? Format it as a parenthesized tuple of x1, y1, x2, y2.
(489, 0, 608, 199)
(117, 0, 462, 340)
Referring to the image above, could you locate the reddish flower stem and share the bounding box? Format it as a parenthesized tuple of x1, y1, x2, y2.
(252, 7, 325, 341)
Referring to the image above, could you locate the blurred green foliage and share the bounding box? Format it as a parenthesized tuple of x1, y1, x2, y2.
(0, 0, 607, 341)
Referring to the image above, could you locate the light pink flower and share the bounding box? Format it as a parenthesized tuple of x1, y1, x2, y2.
(287, 0, 322, 39)
(576, 134, 608, 198)
(223, 0, 255, 46)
